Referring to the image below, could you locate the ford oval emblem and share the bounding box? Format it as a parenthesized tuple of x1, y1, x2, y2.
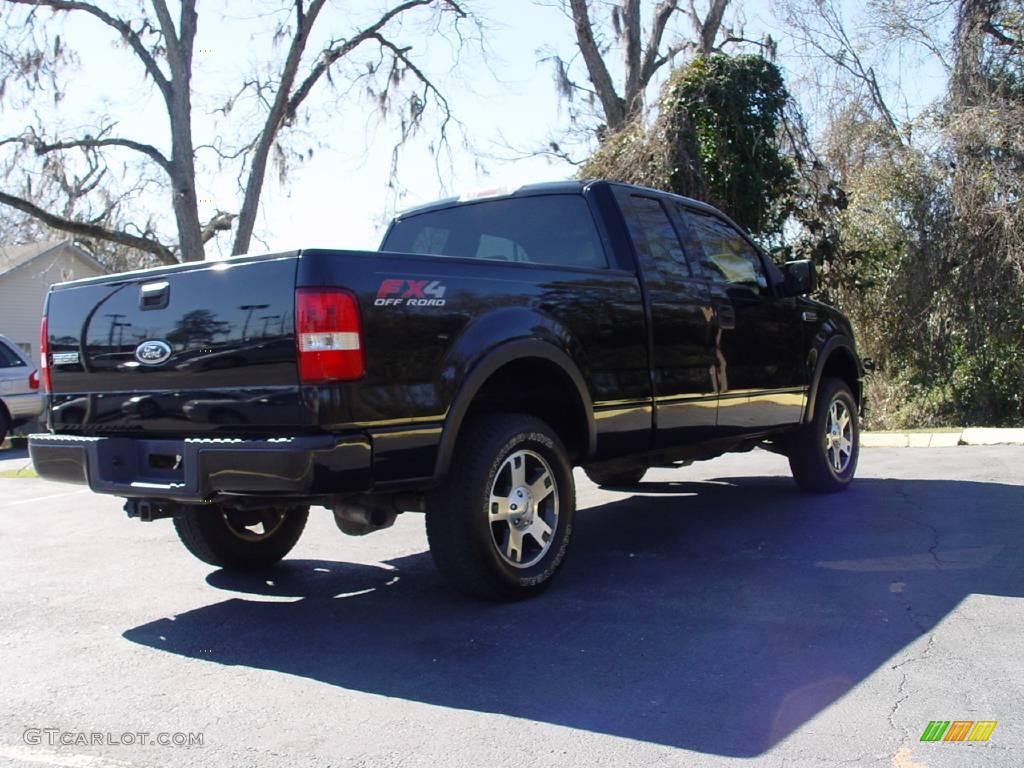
(134, 339, 172, 366)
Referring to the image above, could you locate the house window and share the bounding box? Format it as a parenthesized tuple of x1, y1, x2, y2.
(17, 342, 32, 357)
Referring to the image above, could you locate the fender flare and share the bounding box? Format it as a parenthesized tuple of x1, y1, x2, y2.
(433, 339, 596, 479)
(804, 335, 863, 423)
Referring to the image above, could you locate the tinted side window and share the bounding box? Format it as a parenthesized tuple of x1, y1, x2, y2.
(685, 210, 767, 295)
(616, 194, 692, 277)
(382, 194, 608, 269)
(0, 340, 26, 368)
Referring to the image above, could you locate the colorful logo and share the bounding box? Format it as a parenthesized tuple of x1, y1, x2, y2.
(374, 278, 447, 307)
(920, 721, 997, 742)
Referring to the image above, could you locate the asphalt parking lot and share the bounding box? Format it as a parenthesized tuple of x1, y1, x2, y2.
(0, 446, 1021, 768)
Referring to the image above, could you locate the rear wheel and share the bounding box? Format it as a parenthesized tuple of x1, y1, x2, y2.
(789, 377, 859, 493)
(426, 413, 576, 600)
(173, 504, 308, 570)
(0, 410, 8, 448)
(583, 465, 647, 488)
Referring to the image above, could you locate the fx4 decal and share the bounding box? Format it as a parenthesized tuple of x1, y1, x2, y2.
(374, 278, 448, 307)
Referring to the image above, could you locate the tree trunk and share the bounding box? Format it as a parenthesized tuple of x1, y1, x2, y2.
(153, 0, 204, 262)
(233, 0, 327, 256)
(569, 0, 627, 131)
(695, 0, 729, 55)
(621, 0, 643, 118)
(168, 89, 204, 262)
(952, 0, 992, 106)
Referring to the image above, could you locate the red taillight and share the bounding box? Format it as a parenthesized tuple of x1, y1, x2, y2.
(39, 316, 51, 392)
(28, 370, 39, 390)
(295, 288, 364, 383)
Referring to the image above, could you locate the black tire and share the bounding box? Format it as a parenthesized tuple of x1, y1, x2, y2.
(0, 410, 8, 448)
(173, 504, 309, 570)
(789, 377, 859, 493)
(583, 465, 647, 488)
(426, 413, 576, 600)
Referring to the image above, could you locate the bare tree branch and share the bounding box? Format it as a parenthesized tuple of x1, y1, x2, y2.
(557, 0, 734, 138)
(232, 0, 329, 255)
(687, 0, 730, 55)
(30, 134, 172, 172)
(201, 211, 236, 244)
(782, 0, 902, 137)
(373, 33, 453, 124)
(6, 0, 172, 102)
(233, 0, 464, 255)
(285, 0, 441, 122)
(3, 0, 471, 264)
(639, 0, 680, 86)
(0, 189, 176, 263)
(983, 20, 1024, 51)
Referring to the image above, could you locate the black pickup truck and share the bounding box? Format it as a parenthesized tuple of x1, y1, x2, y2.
(30, 180, 862, 599)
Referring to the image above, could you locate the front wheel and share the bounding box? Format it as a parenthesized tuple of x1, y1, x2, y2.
(173, 504, 309, 570)
(789, 377, 859, 493)
(426, 413, 576, 600)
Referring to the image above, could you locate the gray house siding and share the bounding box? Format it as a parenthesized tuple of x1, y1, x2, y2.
(0, 244, 107, 360)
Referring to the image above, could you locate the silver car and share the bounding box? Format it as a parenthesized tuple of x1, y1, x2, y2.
(0, 334, 42, 445)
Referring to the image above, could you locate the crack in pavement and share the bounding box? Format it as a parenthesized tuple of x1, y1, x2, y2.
(884, 489, 946, 751)
(887, 634, 937, 745)
(889, 482, 949, 637)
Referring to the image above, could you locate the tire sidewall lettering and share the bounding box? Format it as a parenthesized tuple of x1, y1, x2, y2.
(480, 430, 573, 588)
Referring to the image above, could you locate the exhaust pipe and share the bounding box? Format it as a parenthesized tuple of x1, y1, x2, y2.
(332, 493, 424, 536)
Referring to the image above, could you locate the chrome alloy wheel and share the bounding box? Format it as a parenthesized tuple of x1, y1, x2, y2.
(222, 507, 288, 543)
(488, 449, 560, 568)
(824, 399, 854, 474)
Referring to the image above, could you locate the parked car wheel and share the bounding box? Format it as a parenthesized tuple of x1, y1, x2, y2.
(789, 377, 859, 493)
(173, 504, 309, 570)
(426, 413, 576, 600)
(0, 410, 8, 448)
(583, 465, 647, 488)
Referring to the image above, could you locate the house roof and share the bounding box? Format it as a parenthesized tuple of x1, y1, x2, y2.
(0, 239, 107, 278)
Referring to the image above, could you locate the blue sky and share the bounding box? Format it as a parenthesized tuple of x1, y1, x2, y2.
(0, 0, 951, 256)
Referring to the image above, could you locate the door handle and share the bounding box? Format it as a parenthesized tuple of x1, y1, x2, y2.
(140, 281, 170, 311)
(715, 303, 736, 330)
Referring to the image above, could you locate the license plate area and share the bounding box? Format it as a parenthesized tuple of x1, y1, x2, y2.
(93, 438, 187, 485)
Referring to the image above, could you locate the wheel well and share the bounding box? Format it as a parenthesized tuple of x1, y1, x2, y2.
(820, 347, 861, 405)
(464, 357, 589, 461)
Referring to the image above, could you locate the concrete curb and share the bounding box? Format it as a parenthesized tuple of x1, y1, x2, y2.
(0, 462, 36, 477)
(861, 428, 1024, 448)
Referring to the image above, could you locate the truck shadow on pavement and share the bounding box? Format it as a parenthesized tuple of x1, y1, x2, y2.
(123, 475, 1022, 757)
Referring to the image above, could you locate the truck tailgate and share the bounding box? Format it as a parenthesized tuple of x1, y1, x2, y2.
(44, 253, 313, 435)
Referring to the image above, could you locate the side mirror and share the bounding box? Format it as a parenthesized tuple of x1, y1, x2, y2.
(783, 259, 816, 296)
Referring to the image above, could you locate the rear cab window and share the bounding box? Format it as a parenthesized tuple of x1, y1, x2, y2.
(382, 194, 609, 270)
